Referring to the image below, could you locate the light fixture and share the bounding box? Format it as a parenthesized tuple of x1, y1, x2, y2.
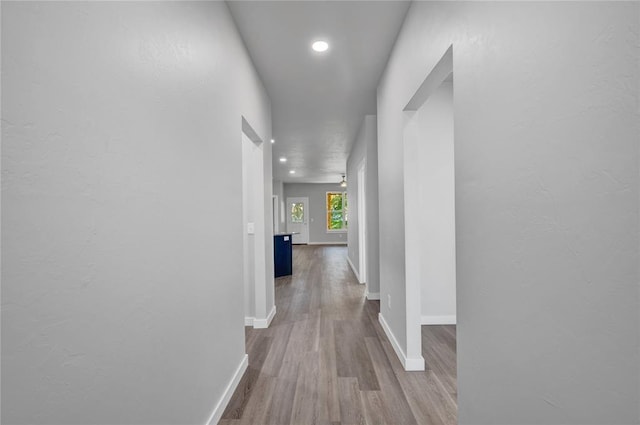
(340, 175, 347, 187)
(289, 170, 296, 174)
(312, 40, 329, 53)
(279, 157, 287, 163)
(270, 138, 275, 144)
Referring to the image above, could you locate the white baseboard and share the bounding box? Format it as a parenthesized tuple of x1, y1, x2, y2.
(307, 241, 348, 246)
(244, 317, 254, 327)
(253, 305, 277, 329)
(346, 256, 361, 282)
(365, 291, 380, 300)
(378, 313, 425, 371)
(205, 354, 248, 425)
(421, 315, 456, 325)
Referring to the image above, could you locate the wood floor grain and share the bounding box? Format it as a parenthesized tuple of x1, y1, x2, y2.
(220, 245, 457, 425)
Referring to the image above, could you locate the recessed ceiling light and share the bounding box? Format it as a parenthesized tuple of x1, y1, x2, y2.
(270, 139, 275, 144)
(289, 170, 296, 174)
(279, 157, 287, 163)
(312, 40, 329, 53)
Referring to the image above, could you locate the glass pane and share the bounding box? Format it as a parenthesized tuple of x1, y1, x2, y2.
(328, 212, 343, 230)
(291, 202, 304, 223)
(327, 193, 343, 212)
(343, 192, 347, 227)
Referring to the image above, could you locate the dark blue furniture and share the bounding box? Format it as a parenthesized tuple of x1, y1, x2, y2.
(274, 233, 293, 277)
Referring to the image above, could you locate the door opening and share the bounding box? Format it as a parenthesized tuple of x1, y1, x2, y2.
(401, 46, 456, 379)
(241, 116, 274, 329)
(407, 74, 457, 414)
(286, 197, 309, 244)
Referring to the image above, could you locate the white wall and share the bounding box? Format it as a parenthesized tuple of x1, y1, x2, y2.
(378, 2, 639, 423)
(272, 179, 285, 232)
(347, 125, 365, 279)
(1, 2, 271, 424)
(347, 115, 380, 297)
(408, 82, 456, 324)
(284, 183, 348, 244)
(262, 147, 275, 319)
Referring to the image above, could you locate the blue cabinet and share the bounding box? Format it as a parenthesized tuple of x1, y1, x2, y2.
(274, 234, 293, 277)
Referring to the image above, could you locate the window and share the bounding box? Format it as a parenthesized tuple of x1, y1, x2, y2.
(326, 192, 347, 231)
(290, 202, 304, 223)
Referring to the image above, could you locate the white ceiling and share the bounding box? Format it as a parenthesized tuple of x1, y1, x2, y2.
(227, 1, 411, 183)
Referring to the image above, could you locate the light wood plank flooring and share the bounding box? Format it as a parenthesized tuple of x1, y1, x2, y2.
(220, 245, 457, 425)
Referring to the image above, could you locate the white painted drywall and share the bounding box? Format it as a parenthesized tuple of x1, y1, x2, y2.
(261, 137, 275, 319)
(1, 2, 272, 424)
(378, 2, 639, 423)
(273, 179, 285, 232)
(347, 115, 380, 296)
(242, 133, 255, 318)
(347, 129, 365, 277)
(283, 183, 348, 244)
(256, 166, 276, 327)
(407, 82, 456, 323)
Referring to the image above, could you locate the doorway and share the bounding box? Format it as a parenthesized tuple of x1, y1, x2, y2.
(242, 130, 265, 324)
(402, 45, 456, 372)
(286, 196, 309, 244)
(241, 117, 275, 329)
(413, 78, 456, 327)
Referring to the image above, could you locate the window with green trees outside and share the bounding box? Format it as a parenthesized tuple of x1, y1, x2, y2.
(326, 192, 347, 231)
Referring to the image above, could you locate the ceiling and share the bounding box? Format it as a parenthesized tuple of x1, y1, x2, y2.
(227, 1, 411, 183)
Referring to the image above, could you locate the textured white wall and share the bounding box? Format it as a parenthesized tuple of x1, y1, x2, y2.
(347, 115, 380, 296)
(261, 139, 275, 320)
(1, 2, 271, 424)
(272, 180, 285, 232)
(347, 123, 366, 277)
(365, 117, 380, 298)
(378, 2, 639, 423)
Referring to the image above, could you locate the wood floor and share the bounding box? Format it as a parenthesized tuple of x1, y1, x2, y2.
(220, 245, 457, 425)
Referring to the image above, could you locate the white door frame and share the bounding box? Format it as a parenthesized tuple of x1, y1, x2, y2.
(286, 196, 309, 244)
(357, 160, 367, 285)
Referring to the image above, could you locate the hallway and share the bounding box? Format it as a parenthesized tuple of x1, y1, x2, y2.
(220, 245, 457, 425)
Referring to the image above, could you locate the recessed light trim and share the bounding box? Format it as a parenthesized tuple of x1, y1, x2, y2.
(270, 139, 275, 144)
(312, 40, 329, 53)
(279, 157, 287, 163)
(289, 170, 296, 174)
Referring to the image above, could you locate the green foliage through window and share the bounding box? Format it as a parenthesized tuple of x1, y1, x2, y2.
(326, 192, 347, 231)
(290, 202, 304, 223)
